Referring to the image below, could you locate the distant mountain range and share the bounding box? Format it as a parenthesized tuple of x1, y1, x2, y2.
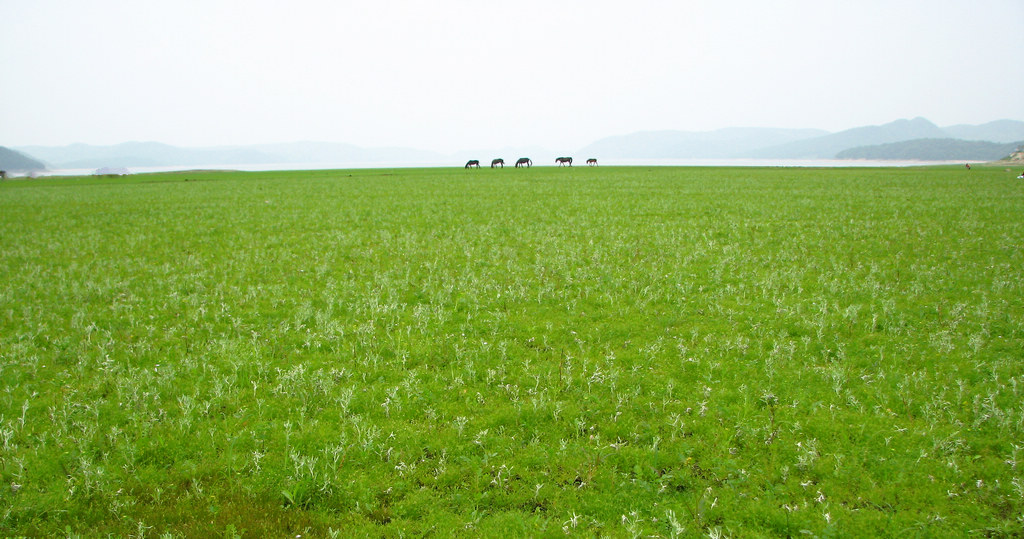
(575, 127, 830, 159)
(7, 118, 1024, 172)
(14, 141, 445, 170)
(579, 118, 1024, 160)
(836, 139, 1023, 161)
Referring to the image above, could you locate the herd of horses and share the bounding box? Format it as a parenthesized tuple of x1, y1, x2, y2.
(465, 157, 597, 169)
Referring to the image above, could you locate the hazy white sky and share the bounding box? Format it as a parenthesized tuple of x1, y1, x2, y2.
(2, 0, 1022, 152)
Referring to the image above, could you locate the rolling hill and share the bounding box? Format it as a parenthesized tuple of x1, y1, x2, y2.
(743, 117, 948, 159)
(16, 141, 445, 170)
(576, 127, 828, 159)
(835, 139, 1023, 161)
(13, 118, 1024, 169)
(578, 118, 1024, 160)
(0, 146, 46, 173)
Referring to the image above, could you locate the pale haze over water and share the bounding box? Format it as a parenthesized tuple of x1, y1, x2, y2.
(31, 159, 975, 178)
(2, 0, 1022, 153)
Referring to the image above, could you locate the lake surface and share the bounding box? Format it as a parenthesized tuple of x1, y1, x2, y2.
(25, 158, 975, 177)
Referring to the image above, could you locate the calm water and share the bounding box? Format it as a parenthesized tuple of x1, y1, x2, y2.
(22, 158, 975, 177)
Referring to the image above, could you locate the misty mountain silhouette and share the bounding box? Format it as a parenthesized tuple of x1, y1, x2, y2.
(14, 118, 1024, 168)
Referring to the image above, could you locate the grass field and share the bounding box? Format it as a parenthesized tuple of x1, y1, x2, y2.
(1, 165, 1023, 537)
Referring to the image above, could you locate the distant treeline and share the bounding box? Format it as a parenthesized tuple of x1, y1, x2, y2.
(835, 138, 1023, 161)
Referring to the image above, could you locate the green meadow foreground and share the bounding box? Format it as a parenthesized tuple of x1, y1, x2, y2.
(1, 166, 1023, 536)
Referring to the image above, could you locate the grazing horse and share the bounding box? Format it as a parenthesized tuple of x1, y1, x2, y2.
(586, 158, 597, 166)
(465, 160, 480, 169)
(491, 158, 504, 168)
(515, 157, 532, 168)
(555, 157, 573, 167)
(0, 170, 6, 179)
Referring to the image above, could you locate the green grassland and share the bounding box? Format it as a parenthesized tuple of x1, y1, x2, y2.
(1, 165, 1023, 537)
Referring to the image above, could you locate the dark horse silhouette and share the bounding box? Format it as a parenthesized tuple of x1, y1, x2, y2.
(465, 160, 480, 168)
(491, 158, 504, 168)
(556, 157, 573, 167)
(586, 158, 597, 166)
(515, 157, 532, 168)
